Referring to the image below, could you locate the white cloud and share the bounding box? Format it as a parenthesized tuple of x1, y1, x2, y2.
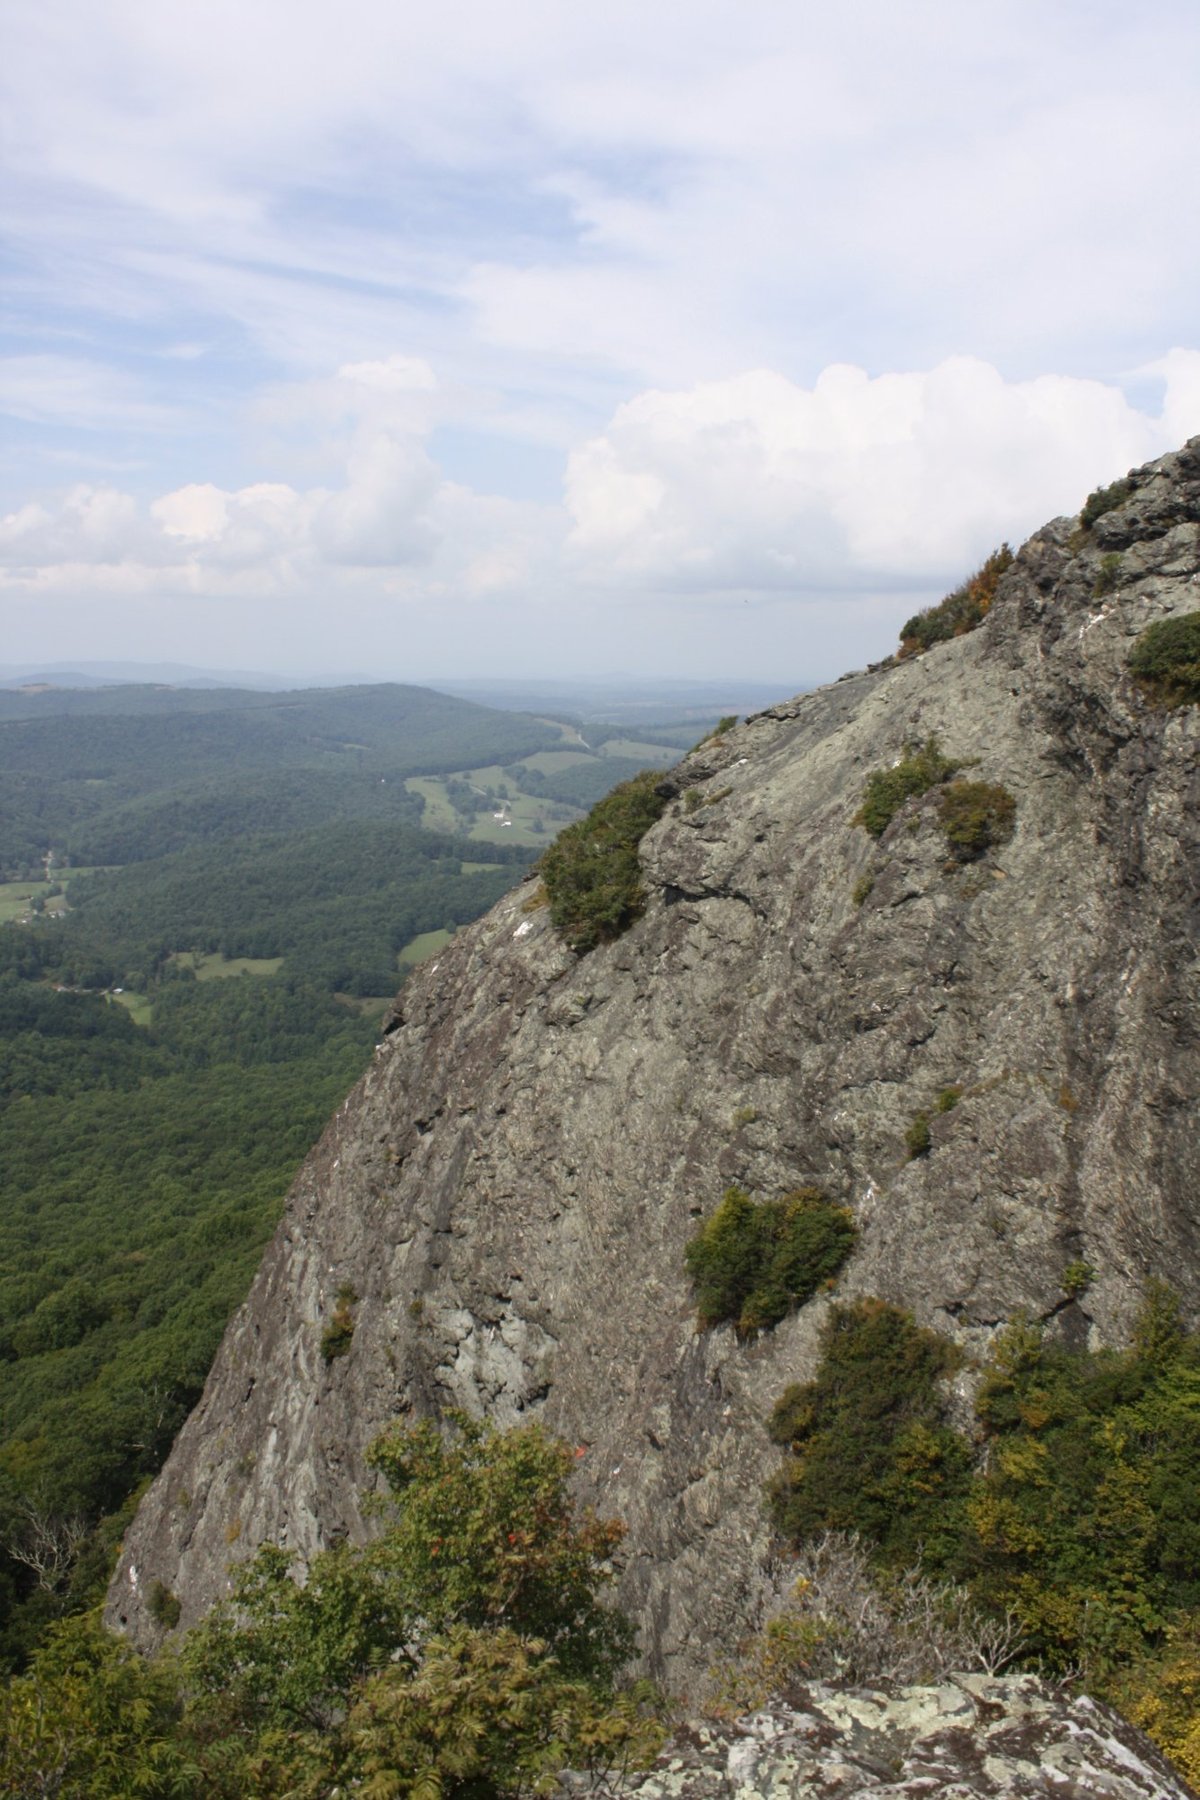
(313, 433, 440, 568)
(338, 356, 437, 396)
(0, 381, 552, 604)
(565, 355, 1200, 593)
(0, 356, 173, 432)
(4, 349, 1199, 667)
(1, 483, 154, 566)
(152, 483, 229, 541)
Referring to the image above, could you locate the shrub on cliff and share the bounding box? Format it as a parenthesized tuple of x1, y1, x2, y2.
(898, 546, 1013, 658)
(1128, 611, 1200, 708)
(766, 1299, 969, 1567)
(1080, 475, 1134, 530)
(937, 780, 1016, 860)
(855, 737, 962, 838)
(539, 771, 667, 952)
(319, 1282, 357, 1361)
(685, 1186, 857, 1338)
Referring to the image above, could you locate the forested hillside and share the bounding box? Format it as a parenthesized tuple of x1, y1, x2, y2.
(0, 682, 561, 874)
(0, 676, 709, 1671)
(0, 680, 575, 1666)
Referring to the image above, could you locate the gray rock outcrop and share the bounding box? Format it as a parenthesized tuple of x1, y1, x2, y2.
(108, 440, 1200, 1699)
(585, 1677, 1196, 1799)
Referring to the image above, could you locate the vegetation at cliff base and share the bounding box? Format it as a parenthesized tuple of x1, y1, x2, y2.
(684, 1186, 856, 1337)
(539, 770, 667, 952)
(0, 1417, 662, 1799)
(855, 737, 962, 837)
(1128, 610, 1200, 707)
(897, 545, 1013, 658)
(766, 1286, 1200, 1781)
(767, 1300, 969, 1567)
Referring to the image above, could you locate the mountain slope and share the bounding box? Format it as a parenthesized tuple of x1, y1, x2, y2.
(107, 441, 1200, 1692)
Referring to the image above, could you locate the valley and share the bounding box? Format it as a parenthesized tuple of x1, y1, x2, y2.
(0, 675, 731, 1670)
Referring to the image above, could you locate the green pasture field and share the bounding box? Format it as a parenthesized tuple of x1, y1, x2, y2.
(598, 737, 678, 763)
(336, 993, 393, 1018)
(172, 952, 285, 980)
(0, 865, 110, 924)
(109, 990, 154, 1026)
(0, 882, 51, 923)
(459, 762, 509, 788)
(518, 748, 597, 774)
(0, 867, 115, 921)
(405, 775, 461, 834)
(397, 926, 454, 968)
(466, 794, 562, 846)
(407, 765, 577, 849)
(526, 715, 587, 746)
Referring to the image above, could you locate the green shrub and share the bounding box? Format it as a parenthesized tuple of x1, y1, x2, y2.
(1094, 552, 1122, 596)
(147, 1579, 181, 1629)
(766, 1299, 969, 1567)
(684, 1186, 857, 1338)
(855, 737, 962, 838)
(935, 1085, 962, 1113)
(851, 873, 874, 908)
(1060, 1260, 1095, 1300)
(711, 715, 738, 737)
(898, 546, 1013, 657)
(904, 1112, 931, 1159)
(937, 780, 1016, 860)
(765, 1283, 1200, 1715)
(0, 1422, 662, 1799)
(177, 1416, 658, 1791)
(538, 772, 667, 953)
(1128, 610, 1200, 708)
(320, 1285, 357, 1362)
(1080, 476, 1134, 530)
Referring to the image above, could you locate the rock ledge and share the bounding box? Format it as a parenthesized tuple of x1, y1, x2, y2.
(582, 1675, 1195, 1799)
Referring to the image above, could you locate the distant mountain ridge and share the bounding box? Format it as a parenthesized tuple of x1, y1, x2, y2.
(0, 681, 562, 874)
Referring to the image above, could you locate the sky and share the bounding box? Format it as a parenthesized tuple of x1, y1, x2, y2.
(2, 0, 1200, 689)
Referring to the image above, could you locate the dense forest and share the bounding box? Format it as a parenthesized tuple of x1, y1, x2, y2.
(0, 680, 568, 1666)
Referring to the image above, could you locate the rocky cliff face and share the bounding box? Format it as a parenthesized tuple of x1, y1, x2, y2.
(108, 441, 1200, 1695)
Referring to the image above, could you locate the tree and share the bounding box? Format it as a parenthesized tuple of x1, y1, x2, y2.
(0, 1612, 193, 1799)
(180, 1415, 659, 1793)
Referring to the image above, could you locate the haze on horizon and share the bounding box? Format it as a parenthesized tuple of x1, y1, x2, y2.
(2, 1, 1199, 687)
